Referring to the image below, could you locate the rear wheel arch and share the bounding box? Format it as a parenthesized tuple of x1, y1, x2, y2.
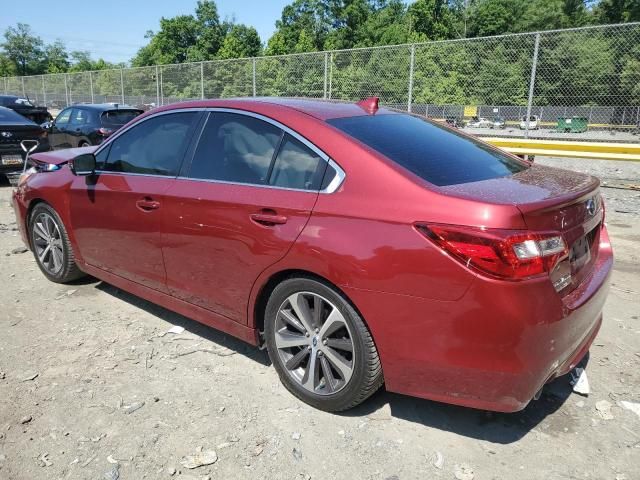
(252, 269, 370, 342)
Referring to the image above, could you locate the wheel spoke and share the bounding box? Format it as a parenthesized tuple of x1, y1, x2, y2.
(322, 346, 352, 381)
(51, 246, 63, 271)
(289, 293, 314, 334)
(319, 307, 345, 338)
(34, 222, 49, 241)
(326, 337, 353, 352)
(275, 330, 308, 349)
(38, 245, 51, 263)
(285, 348, 310, 370)
(312, 295, 322, 329)
(319, 355, 339, 393)
(302, 350, 319, 391)
(279, 309, 306, 334)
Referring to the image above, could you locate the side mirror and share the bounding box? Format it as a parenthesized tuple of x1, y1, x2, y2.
(70, 153, 96, 176)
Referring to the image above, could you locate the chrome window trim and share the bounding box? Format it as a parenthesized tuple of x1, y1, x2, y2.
(92, 105, 346, 193)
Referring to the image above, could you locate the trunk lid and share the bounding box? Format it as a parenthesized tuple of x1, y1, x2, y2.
(440, 163, 603, 293)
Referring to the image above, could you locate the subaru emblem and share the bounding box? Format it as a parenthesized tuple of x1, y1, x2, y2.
(585, 197, 596, 217)
(1, 131, 13, 138)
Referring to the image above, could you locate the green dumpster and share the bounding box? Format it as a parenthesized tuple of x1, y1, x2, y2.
(557, 116, 588, 133)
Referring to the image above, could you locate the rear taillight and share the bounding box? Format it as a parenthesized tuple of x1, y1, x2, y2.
(416, 223, 568, 281)
(98, 127, 113, 136)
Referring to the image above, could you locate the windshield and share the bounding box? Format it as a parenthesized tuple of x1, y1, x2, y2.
(101, 110, 142, 126)
(328, 113, 529, 186)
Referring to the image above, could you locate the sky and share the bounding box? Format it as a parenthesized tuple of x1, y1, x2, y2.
(0, 0, 294, 64)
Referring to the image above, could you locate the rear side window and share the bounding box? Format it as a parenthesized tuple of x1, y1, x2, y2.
(270, 134, 326, 190)
(328, 114, 528, 186)
(189, 112, 281, 185)
(101, 110, 142, 126)
(102, 112, 199, 176)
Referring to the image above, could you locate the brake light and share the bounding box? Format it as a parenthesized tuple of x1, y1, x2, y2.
(416, 223, 568, 281)
(98, 127, 113, 136)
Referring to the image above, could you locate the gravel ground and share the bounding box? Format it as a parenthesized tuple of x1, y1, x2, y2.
(0, 158, 639, 480)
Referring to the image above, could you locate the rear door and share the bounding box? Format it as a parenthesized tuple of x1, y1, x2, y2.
(69, 110, 202, 292)
(162, 110, 329, 323)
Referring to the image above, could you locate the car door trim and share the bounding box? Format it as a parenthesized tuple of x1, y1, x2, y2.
(92, 106, 345, 194)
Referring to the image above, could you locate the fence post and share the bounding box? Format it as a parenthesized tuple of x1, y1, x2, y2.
(64, 74, 69, 107)
(524, 33, 540, 139)
(21, 77, 26, 97)
(89, 71, 94, 103)
(160, 66, 164, 105)
(120, 69, 125, 104)
(252, 58, 257, 97)
(155, 65, 160, 106)
(323, 52, 328, 99)
(41, 75, 46, 106)
(407, 44, 415, 112)
(200, 62, 205, 99)
(328, 52, 333, 100)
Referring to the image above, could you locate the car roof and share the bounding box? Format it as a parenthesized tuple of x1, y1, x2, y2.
(70, 103, 143, 112)
(155, 97, 395, 121)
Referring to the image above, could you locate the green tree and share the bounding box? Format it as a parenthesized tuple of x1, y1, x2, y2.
(2, 23, 44, 75)
(467, 0, 524, 37)
(595, 0, 640, 22)
(217, 25, 262, 59)
(43, 40, 70, 73)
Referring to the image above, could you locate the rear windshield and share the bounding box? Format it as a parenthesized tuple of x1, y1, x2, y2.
(0, 107, 34, 124)
(101, 110, 142, 126)
(327, 114, 528, 186)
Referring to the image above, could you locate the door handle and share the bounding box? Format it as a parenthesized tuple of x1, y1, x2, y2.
(250, 212, 288, 226)
(136, 197, 160, 211)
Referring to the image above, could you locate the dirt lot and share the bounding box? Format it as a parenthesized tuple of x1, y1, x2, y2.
(0, 158, 639, 480)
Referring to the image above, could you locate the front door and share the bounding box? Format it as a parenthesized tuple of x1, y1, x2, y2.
(162, 111, 329, 323)
(49, 108, 72, 149)
(69, 110, 202, 292)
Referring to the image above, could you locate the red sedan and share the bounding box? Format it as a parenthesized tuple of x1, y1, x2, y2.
(11, 97, 612, 412)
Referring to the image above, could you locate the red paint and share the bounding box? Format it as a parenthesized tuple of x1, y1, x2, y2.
(12, 98, 613, 412)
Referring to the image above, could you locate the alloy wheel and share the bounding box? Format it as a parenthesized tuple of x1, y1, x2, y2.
(274, 292, 355, 395)
(32, 212, 64, 275)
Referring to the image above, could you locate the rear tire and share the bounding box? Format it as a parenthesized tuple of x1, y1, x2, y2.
(28, 203, 86, 283)
(264, 276, 383, 412)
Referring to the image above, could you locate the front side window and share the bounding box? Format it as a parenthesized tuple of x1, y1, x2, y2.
(189, 112, 282, 185)
(102, 112, 198, 176)
(55, 109, 72, 125)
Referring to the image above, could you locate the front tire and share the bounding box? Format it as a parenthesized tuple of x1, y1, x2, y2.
(29, 203, 86, 283)
(264, 277, 383, 412)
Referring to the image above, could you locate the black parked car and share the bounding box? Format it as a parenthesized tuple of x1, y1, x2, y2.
(0, 106, 50, 185)
(44, 104, 143, 149)
(0, 95, 52, 125)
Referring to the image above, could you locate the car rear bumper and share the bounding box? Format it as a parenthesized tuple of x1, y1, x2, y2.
(344, 224, 613, 412)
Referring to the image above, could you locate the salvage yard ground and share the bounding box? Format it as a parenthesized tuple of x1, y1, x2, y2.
(0, 157, 639, 480)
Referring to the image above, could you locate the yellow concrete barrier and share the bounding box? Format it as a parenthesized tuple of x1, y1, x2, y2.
(484, 138, 640, 162)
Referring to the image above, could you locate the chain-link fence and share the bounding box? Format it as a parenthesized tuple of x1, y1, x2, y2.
(2, 22, 639, 141)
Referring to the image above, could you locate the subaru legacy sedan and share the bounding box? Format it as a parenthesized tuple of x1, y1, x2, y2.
(12, 97, 612, 413)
